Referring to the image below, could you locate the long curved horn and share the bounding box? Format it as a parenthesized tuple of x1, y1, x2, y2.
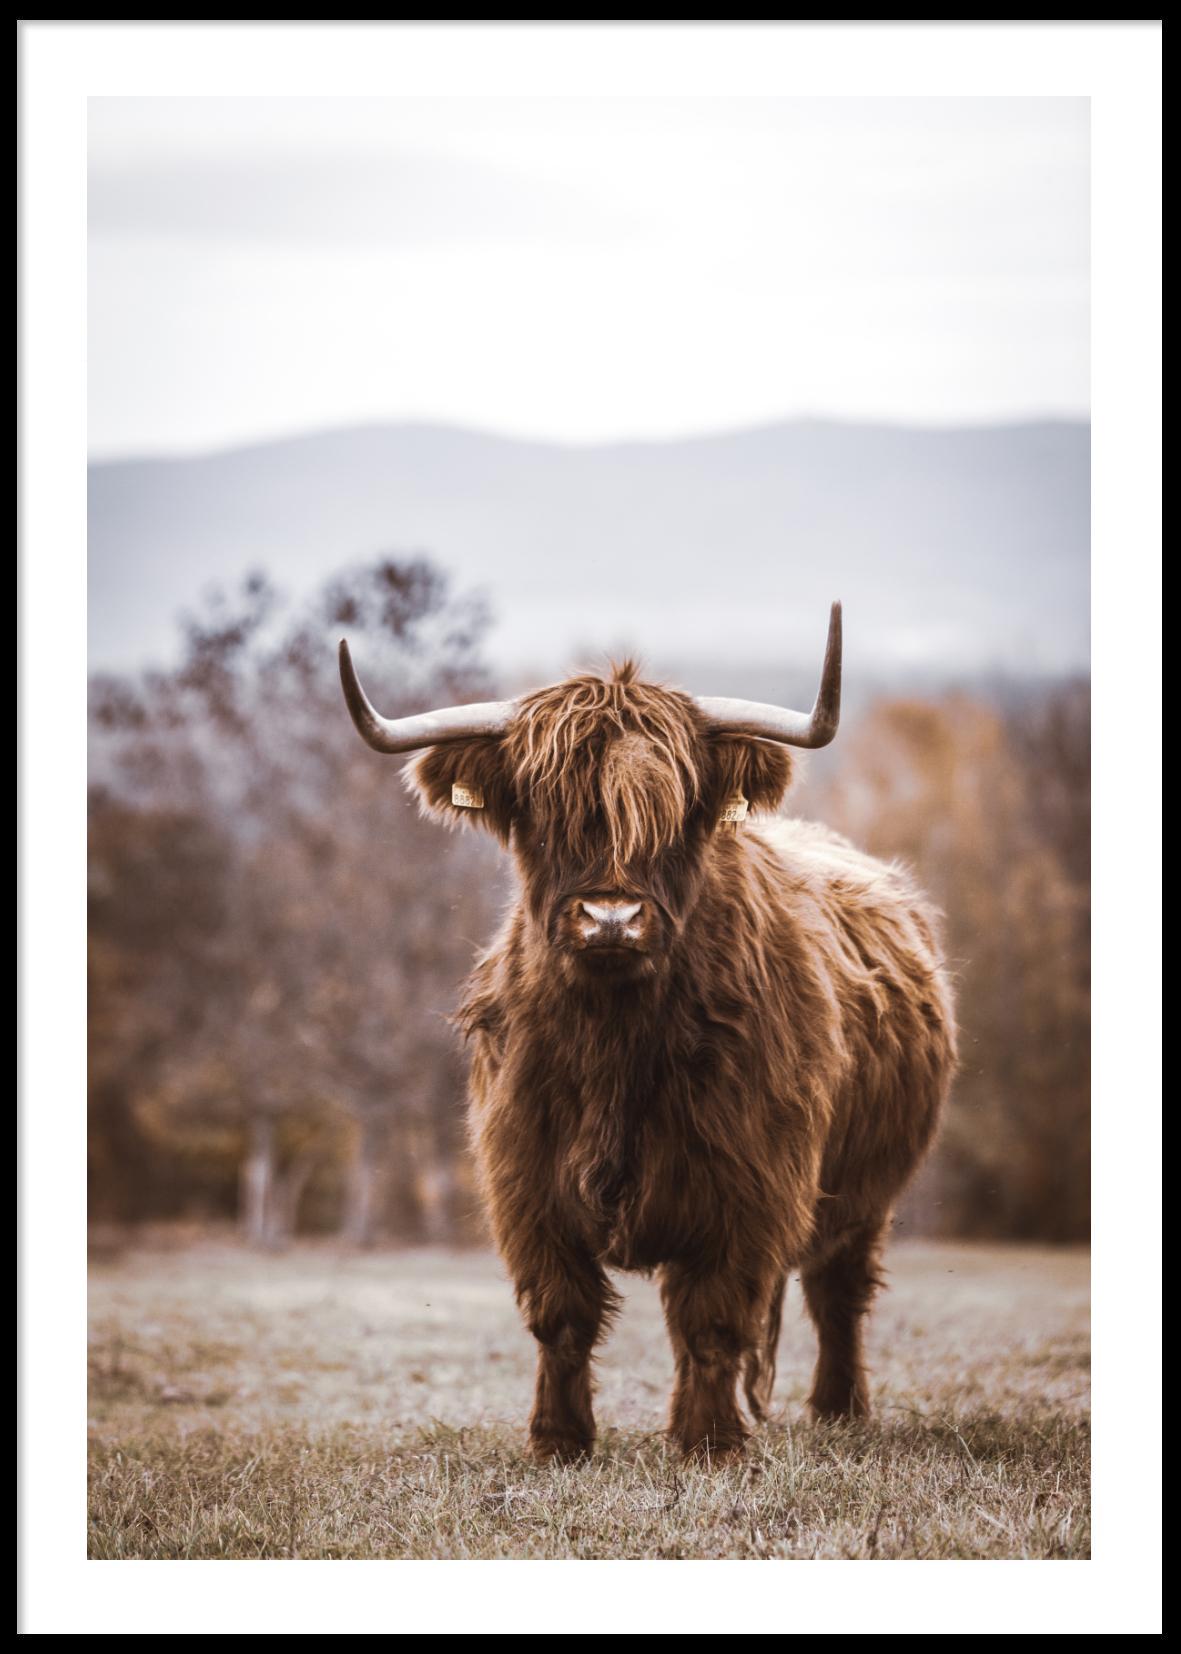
(339, 639, 517, 754)
(694, 601, 842, 749)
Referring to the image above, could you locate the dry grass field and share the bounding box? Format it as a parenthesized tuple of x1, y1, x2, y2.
(88, 1240, 1089, 1561)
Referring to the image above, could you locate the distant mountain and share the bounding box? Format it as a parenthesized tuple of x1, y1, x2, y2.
(88, 418, 1089, 694)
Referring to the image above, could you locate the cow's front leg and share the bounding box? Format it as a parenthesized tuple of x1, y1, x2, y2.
(661, 1264, 765, 1461)
(517, 1251, 618, 1463)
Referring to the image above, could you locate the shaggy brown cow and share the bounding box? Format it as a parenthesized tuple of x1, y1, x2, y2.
(339, 606, 956, 1462)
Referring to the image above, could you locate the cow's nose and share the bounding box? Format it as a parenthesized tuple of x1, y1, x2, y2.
(579, 899, 643, 935)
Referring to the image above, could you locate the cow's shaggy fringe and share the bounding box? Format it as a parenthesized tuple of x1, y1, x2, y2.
(512, 661, 703, 880)
(407, 665, 957, 1462)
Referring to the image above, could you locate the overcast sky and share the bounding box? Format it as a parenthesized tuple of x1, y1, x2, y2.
(88, 97, 1088, 459)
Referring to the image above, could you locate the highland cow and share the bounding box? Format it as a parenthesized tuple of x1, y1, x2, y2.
(339, 604, 956, 1461)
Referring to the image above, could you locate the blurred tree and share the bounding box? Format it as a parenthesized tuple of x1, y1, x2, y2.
(88, 558, 502, 1245)
(803, 686, 1089, 1240)
(89, 573, 1090, 1247)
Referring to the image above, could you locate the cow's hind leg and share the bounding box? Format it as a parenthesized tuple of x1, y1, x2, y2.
(801, 1223, 886, 1420)
(661, 1266, 767, 1460)
(520, 1254, 618, 1463)
(742, 1270, 787, 1423)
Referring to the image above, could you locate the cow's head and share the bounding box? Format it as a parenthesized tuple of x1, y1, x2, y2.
(340, 605, 841, 986)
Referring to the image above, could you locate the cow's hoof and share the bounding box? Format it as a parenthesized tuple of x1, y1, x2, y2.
(678, 1433, 748, 1466)
(808, 1393, 871, 1423)
(529, 1432, 591, 1465)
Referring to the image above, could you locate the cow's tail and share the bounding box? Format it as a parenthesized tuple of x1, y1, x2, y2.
(742, 1270, 788, 1422)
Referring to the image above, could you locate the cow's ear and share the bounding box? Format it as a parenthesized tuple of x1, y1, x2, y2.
(404, 737, 516, 844)
(710, 736, 795, 818)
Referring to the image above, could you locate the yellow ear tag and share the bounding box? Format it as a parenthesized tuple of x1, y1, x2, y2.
(719, 793, 749, 825)
(451, 782, 485, 810)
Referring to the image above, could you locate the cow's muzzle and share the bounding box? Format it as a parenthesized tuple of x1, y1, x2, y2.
(554, 892, 661, 978)
(578, 898, 645, 950)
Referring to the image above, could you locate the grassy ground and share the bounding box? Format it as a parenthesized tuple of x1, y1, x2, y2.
(88, 1240, 1089, 1560)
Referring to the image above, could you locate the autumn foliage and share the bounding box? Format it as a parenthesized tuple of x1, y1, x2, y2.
(88, 560, 1089, 1245)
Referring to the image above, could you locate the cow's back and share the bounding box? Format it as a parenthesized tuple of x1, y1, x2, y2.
(753, 815, 948, 977)
(752, 816, 957, 1252)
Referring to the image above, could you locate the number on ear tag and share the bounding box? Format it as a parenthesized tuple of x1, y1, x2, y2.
(451, 782, 485, 810)
(719, 793, 749, 824)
